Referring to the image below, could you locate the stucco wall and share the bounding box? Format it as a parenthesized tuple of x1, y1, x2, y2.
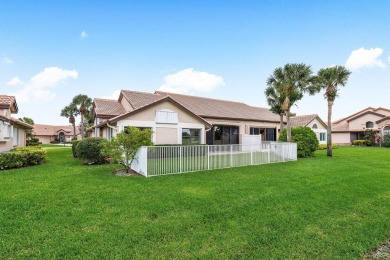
(155, 127, 178, 144)
(349, 113, 383, 129)
(308, 118, 327, 130)
(332, 133, 350, 144)
(37, 135, 54, 144)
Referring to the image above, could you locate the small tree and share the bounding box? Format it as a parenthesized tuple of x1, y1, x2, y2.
(103, 127, 153, 173)
(364, 129, 375, 146)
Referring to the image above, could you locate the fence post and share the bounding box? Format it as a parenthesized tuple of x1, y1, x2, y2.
(180, 146, 182, 173)
(207, 145, 210, 170)
(250, 145, 253, 165)
(230, 145, 233, 167)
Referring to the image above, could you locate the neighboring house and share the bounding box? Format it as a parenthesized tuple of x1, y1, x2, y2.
(290, 114, 327, 144)
(33, 124, 78, 144)
(92, 90, 284, 145)
(332, 107, 390, 145)
(0, 95, 33, 152)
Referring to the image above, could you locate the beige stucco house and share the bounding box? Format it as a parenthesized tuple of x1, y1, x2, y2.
(332, 107, 390, 145)
(93, 90, 284, 145)
(290, 114, 327, 144)
(33, 124, 79, 144)
(0, 95, 33, 152)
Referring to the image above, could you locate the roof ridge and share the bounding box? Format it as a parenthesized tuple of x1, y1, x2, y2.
(122, 89, 161, 96)
(155, 91, 249, 105)
(94, 98, 119, 101)
(333, 107, 375, 124)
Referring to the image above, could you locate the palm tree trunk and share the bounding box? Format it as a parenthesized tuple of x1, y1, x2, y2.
(81, 112, 84, 140)
(279, 114, 284, 132)
(286, 112, 291, 142)
(72, 123, 77, 139)
(327, 99, 333, 157)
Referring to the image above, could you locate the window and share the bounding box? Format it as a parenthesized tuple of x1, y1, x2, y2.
(320, 133, 326, 142)
(13, 127, 19, 146)
(106, 128, 113, 140)
(155, 109, 178, 124)
(384, 126, 390, 136)
(366, 121, 374, 128)
(0, 121, 12, 140)
(250, 127, 261, 135)
(312, 123, 318, 129)
(182, 128, 200, 145)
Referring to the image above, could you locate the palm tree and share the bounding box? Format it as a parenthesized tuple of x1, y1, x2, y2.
(71, 94, 92, 140)
(60, 103, 79, 139)
(266, 63, 313, 142)
(312, 66, 351, 157)
(265, 85, 285, 132)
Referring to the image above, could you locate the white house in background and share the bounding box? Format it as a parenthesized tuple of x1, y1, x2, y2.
(290, 114, 327, 144)
(92, 90, 285, 145)
(0, 95, 33, 152)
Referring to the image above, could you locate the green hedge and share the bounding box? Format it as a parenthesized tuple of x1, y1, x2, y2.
(72, 140, 80, 158)
(0, 147, 47, 170)
(352, 140, 366, 146)
(75, 137, 107, 164)
(318, 143, 338, 150)
(279, 127, 319, 158)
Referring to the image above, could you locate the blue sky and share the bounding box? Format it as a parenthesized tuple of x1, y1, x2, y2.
(1, 1, 390, 125)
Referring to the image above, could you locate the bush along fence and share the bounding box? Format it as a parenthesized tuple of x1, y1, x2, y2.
(131, 142, 297, 177)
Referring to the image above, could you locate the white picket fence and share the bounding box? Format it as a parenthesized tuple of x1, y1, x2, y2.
(131, 142, 297, 177)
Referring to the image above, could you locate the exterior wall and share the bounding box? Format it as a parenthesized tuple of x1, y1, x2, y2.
(155, 127, 178, 144)
(116, 100, 206, 144)
(332, 133, 350, 145)
(349, 113, 383, 130)
(308, 118, 327, 144)
(36, 135, 54, 144)
(308, 118, 326, 130)
(0, 139, 14, 152)
(120, 97, 133, 112)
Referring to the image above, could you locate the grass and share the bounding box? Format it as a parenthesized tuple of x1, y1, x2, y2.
(0, 146, 389, 258)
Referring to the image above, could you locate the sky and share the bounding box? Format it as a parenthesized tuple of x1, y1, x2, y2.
(1, 1, 390, 125)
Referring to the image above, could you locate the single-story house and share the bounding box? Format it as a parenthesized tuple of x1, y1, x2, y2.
(332, 107, 390, 145)
(33, 124, 78, 144)
(0, 95, 33, 152)
(290, 114, 327, 144)
(92, 90, 285, 145)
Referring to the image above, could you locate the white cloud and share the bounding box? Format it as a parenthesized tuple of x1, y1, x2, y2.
(102, 90, 120, 100)
(2, 57, 13, 64)
(388, 55, 390, 63)
(158, 68, 225, 94)
(6, 77, 24, 86)
(80, 31, 88, 38)
(345, 47, 386, 71)
(11, 67, 78, 103)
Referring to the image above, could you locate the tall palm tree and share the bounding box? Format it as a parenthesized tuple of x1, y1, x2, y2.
(312, 66, 351, 157)
(265, 85, 285, 132)
(266, 63, 313, 142)
(71, 94, 92, 140)
(60, 103, 79, 139)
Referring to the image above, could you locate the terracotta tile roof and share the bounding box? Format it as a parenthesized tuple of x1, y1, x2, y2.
(290, 114, 318, 127)
(121, 90, 162, 109)
(34, 124, 77, 136)
(10, 118, 33, 129)
(0, 95, 15, 105)
(154, 91, 281, 122)
(94, 98, 126, 117)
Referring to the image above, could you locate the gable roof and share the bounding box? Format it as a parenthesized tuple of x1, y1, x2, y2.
(94, 98, 126, 118)
(333, 107, 375, 124)
(121, 90, 162, 110)
(346, 111, 386, 122)
(154, 91, 282, 123)
(99, 96, 212, 128)
(0, 95, 18, 113)
(34, 124, 77, 136)
(290, 114, 326, 128)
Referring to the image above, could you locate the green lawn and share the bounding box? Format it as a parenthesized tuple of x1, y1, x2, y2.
(1, 146, 389, 258)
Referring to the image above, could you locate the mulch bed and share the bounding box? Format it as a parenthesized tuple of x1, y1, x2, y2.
(112, 169, 143, 177)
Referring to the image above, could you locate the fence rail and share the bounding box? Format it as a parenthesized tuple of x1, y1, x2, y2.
(131, 142, 297, 177)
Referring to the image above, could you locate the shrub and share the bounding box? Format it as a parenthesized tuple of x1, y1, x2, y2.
(75, 137, 107, 164)
(352, 140, 366, 146)
(279, 127, 319, 158)
(383, 135, 390, 147)
(318, 143, 338, 150)
(27, 137, 41, 146)
(103, 127, 153, 172)
(0, 147, 46, 170)
(364, 129, 375, 146)
(72, 140, 80, 158)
